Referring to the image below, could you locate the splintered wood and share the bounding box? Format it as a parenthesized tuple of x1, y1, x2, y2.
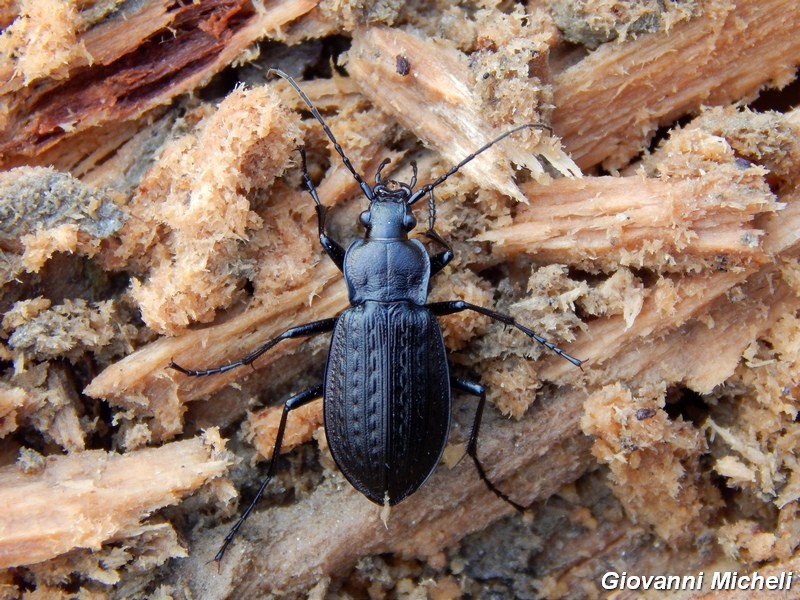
(104, 85, 302, 335)
(0, 430, 232, 569)
(347, 27, 582, 202)
(2, 0, 800, 597)
(552, 0, 800, 169)
(476, 167, 774, 273)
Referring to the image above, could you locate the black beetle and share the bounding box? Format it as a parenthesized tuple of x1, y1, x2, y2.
(170, 69, 583, 562)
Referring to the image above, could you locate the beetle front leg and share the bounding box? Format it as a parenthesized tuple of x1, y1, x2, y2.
(299, 147, 346, 271)
(169, 317, 337, 376)
(428, 301, 583, 368)
(425, 228, 454, 276)
(424, 188, 453, 276)
(214, 384, 323, 564)
(451, 377, 525, 512)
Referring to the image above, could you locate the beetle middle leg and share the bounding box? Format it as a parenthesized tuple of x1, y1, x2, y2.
(214, 384, 323, 563)
(451, 376, 526, 512)
(428, 300, 583, 367)
(169, 317, 337, 376)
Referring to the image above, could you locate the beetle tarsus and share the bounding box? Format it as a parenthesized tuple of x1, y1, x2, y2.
(168, 360, 239, 377)
(298, 146, 347, 270)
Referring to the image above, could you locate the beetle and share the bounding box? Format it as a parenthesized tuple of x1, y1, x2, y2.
(170, 69, 583, 562)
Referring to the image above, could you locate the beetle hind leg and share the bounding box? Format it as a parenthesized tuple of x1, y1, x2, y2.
(451, 376, 527, 513)
(214, 384, 323, 564)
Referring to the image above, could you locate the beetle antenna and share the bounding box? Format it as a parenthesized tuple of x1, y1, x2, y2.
(268, 68, 374, 201)
(427, 187, 436, 231)
(407, 123, 552, 205)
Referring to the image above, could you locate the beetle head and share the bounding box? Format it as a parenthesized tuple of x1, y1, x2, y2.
(267, 68, 552, 238)
(358, 159, 418, 239)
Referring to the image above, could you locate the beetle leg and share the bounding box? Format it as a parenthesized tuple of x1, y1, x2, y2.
(428, 301, 584, 368)
(169, 317, 337, 376)
(418, 185, 454, 275)
(425, 227, 454, 276)
(215, 384, 324, 564)
(451, 377, 526, 512)
(298, 147, 346, 271)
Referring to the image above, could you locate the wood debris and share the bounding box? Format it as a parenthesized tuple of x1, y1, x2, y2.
(552, 0, 800, 169)
(581, 382, 721, 545)
(0, 429, 232, 569)
(347, 26, 581, 202)
(0, 0, 319, 168)
(1, 0, 800, 597)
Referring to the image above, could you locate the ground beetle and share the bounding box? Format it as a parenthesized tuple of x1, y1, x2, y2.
(170, 69, 583, 562)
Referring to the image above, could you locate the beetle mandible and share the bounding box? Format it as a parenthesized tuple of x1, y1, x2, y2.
(170, 69, 583, 562)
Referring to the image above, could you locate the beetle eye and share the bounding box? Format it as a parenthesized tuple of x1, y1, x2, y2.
(359, 210, 371, 227)
(403, 212, 417, 231)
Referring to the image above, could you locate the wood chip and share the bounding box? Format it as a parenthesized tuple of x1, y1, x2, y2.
(0, 430, 232, 568)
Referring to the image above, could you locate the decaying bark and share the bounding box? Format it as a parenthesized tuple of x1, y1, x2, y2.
(2, 0, 800, 598)
(0, 0, 319, 169)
